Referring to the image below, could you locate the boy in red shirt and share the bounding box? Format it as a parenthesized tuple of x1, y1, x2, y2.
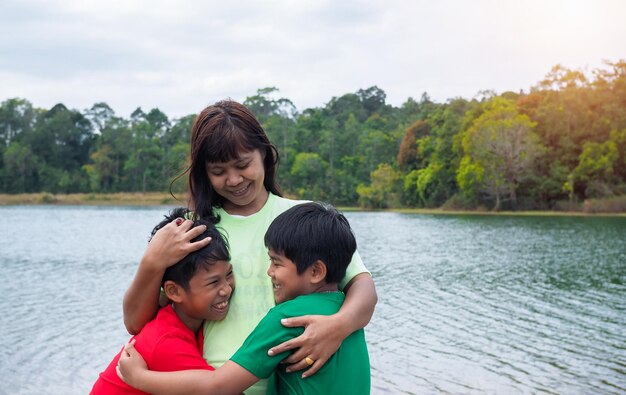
(90, 208, 234, 394)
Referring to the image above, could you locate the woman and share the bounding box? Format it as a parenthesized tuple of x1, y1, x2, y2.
(123, 100, 377, 395)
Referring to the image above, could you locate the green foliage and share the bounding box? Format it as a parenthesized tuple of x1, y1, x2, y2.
(403, 163, 448, 208)
(398, 98, 472, 206)
(456, 156, 483, 200)
(571, 140, 619, 198)
(459, 97, 540, 210)
(2, 62, 626, 212)
(289, 152, 327, 201)
(574, 141, 618, 182)
(244, 87, 297, 121)
(357, 163, 401, 208)
(3, 142, 39, 192)
(83, 145, 116, 192)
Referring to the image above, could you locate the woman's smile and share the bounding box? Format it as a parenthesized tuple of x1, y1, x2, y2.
(207, 149, 268, 216)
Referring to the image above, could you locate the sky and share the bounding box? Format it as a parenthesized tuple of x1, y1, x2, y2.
(1, 0, 625, 118)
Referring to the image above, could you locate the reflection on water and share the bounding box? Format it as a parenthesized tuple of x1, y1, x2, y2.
(0, 207, 624, 394)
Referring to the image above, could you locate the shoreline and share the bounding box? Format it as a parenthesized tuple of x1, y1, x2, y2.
(0, 192, 187, 207)
(1, 192, 625, 217)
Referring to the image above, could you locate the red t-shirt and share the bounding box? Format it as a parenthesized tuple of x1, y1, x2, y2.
(90, 304, 214, 394)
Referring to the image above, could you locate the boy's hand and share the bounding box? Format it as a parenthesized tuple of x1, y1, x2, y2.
(267, 314, 345, 378)
(143, 219, 211, 271)
(116, 339, 148, 388)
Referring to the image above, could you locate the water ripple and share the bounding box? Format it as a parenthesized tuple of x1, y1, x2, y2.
(352, 213, 626, 394)
(0, 208, 624, 393)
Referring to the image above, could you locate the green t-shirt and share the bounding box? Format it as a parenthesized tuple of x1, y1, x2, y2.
(231, 292, 370, 395)
(202, 193, 369, 395)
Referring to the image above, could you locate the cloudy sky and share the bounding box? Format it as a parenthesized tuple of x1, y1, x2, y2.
(1, 0, 625, 118)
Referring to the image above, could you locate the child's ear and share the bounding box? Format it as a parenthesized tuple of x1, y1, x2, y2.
(163, 281, 185, 303)
(309, 260, 328, 284)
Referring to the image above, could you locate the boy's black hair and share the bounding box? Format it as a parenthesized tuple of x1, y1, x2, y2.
(264, 202, 356, 283)
(150, 207, 230, 290)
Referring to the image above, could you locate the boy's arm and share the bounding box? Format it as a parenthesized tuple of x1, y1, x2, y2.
(118, 342, 257, 395)
(123, 219, 210, 334)
(268, 272, 377, 377)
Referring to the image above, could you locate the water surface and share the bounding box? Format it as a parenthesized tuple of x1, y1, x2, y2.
(0, 207, 624, 394)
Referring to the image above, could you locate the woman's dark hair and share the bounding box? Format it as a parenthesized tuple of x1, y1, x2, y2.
(150, 207, 231, 290)
(180, 100, 281, 222)
(264, 202, 357, 283)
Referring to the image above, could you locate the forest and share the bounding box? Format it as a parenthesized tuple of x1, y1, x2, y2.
(1, 61, 625, 211)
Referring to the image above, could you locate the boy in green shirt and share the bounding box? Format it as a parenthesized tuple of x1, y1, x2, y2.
(117, 202, 371, 394)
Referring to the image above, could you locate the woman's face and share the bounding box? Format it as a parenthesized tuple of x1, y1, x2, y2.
(206, 149, 269, 215)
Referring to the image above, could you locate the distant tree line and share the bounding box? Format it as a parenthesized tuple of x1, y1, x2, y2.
(1, 61, 625, 210)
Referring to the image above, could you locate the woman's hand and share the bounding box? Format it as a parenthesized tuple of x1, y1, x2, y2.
(267, 274, 377, 378)
(124, 218, 212, 334)
(143, 218, 211, 271)
(267, 314, 346, 378)
(116, 340, 148, 388)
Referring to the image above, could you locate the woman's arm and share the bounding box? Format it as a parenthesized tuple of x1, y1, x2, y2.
(267, 273, 377, 377)
(123, 219, 211, 334)
(117, 341, 258, 395)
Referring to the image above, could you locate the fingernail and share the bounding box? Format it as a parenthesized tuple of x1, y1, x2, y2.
(267, 349, 274, 356)
(281, 318, 288, 324)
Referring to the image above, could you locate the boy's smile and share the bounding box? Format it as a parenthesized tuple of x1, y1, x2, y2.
(267, 249, 311, 304)
(174, 260, 235, 331)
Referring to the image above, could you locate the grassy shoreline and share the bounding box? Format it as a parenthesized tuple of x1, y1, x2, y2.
(0, 192, 187, 206)
(2, 192, 625, 217)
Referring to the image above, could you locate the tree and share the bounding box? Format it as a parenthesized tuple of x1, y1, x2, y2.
(357, 163, 401, 208)
(356, 86, 388, 117)
(125, 113, 166, 192)
(244, 87, 297, 122)
(3, 142, 39, 192)
(94, 116, 132, 191)
(85, 102, 115, 133)
(455, 156, 484, 203)
(397, 120, 430, 170)
(421, 98, 472, 206)
(0, 98, 37, 188)
(459, 98, 540, 210)
(290, 152, 327, 200)
(399, 98, 470, 207)
(162, 115, 194, 192)
(26, 104, 94, 192)
(571, 140, 619, 197)
(0, 98, 36, 146)
(83, 145, 116, 192)
(358, 126, 400, 177)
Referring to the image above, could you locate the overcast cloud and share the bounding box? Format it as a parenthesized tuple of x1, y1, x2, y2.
(1, 0, 625, 118)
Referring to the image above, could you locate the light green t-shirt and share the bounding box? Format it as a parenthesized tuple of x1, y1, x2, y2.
(231, 292, 371, 395)
(202, 193, 368, 395)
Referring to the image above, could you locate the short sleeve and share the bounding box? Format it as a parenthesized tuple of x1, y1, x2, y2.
(150, 334, 215, 372)
(230, 307, 300, 379)
(340, 249, 369, 290)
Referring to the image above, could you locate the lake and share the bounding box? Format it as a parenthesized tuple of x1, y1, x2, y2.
(0, 206, 624, 394)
